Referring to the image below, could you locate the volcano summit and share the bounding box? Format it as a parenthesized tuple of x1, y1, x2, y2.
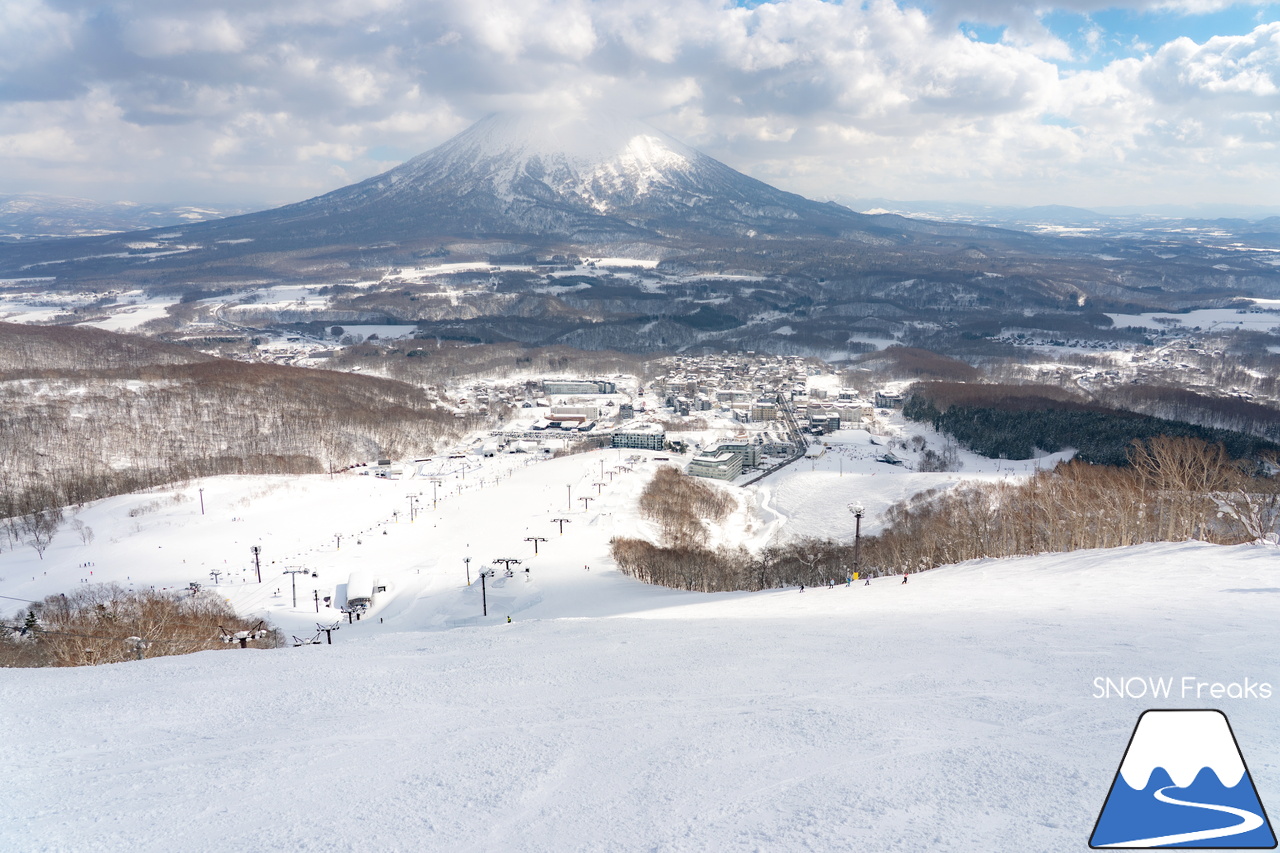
(0, 111, 1013, 281)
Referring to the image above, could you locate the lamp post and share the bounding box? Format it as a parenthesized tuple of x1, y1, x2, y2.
(551, 518, 570, 535)
(579, 496, 594, 512)
(525, 536, 547, 555)
(251, 545, 262, 583)
(198, 487, 205, 515)
(849, 503, 864, 579)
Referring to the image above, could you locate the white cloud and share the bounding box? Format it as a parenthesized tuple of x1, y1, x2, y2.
(123, 13, 247, 57)
(0, 0, 1277, 208)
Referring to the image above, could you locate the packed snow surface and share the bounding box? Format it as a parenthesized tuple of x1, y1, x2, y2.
(1, 448, 1278, 851)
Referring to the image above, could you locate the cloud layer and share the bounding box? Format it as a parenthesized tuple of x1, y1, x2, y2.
(1, 0, 1277, 208)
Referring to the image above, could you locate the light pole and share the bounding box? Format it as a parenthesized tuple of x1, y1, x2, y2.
(593, 482, 605, 495)
(465, 556, 471, 586)
(480, 569, 492, 615)
(579, 496, 594, 512)
(525, 536, 547, 555)
(551, 518, 570, 535)
(566, 484, 572, 511)
(430, 478, 442, 509)
(198, 487, 205, 515)
(408, 494, 420, 522)
(849, 503, 864, 579)
(251, 545, 262, 583)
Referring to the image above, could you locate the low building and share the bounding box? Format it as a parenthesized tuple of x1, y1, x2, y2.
(551, 406, 600, 420)
(761, 434, 796, 457)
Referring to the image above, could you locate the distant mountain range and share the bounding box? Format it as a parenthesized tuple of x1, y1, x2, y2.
(842, 197, 1280, 232)
(0, 194, 251, 242)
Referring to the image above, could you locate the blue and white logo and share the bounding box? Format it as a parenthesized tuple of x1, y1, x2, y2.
(1091, 709, 1276, 848)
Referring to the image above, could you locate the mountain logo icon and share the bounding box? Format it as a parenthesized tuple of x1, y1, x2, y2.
(1091, 709, 1277, 848)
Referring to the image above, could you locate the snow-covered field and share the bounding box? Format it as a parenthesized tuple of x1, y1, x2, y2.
(1106, 306, 1280, 334)
(2, 445, 1278, 851)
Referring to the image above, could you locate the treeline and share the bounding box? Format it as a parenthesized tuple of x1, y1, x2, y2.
(1093, 384, 1280, 442)
(0, 320, 210, 374)
(0, 329, 467, 521)
(613, 466, 857, 591)
(0, 585, 282, 667)
(849, 346, 979, 383)
(612, 535, 858, 592)
(330, 339, 660, 386)
(867, 436, 1278, 572)
(638, 465, 736, 545)
(904, 382, 1279, 465)
(613, 437, 1280, 591)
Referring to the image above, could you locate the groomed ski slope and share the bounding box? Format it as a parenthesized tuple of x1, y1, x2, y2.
(1, 442, 1278, 851)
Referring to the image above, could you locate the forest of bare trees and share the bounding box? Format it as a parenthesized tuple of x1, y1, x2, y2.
(0, 585, 283, 667)
(613, 437, 1280, 592)
(866, 436, 1279, 573)
(0, 324, 471, 528)
(329, 339, 660, 386)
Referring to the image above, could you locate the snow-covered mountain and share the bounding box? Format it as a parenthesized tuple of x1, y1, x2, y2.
(239, 110, 893, 245)
(0, 110, 1054, 283)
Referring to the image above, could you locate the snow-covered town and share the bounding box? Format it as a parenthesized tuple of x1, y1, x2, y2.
(2, 390, 1278, 850)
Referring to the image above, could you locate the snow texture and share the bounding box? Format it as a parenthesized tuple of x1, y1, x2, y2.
(1, 447, 1278, 852)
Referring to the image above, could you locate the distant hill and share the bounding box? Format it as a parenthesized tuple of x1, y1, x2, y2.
(0, 194, 251, 242)
(0, 323, 469, 518)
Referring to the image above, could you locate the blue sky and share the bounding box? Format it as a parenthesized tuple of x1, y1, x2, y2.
(0, 0, 1277, 211)
(977, 3, 1280, 70)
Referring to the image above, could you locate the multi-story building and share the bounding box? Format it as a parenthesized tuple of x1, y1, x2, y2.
(543, 379, 618, 395)
(750, 398, 778, 421)
(687, 451, 742, 481)
(612, 427, 666, 451)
